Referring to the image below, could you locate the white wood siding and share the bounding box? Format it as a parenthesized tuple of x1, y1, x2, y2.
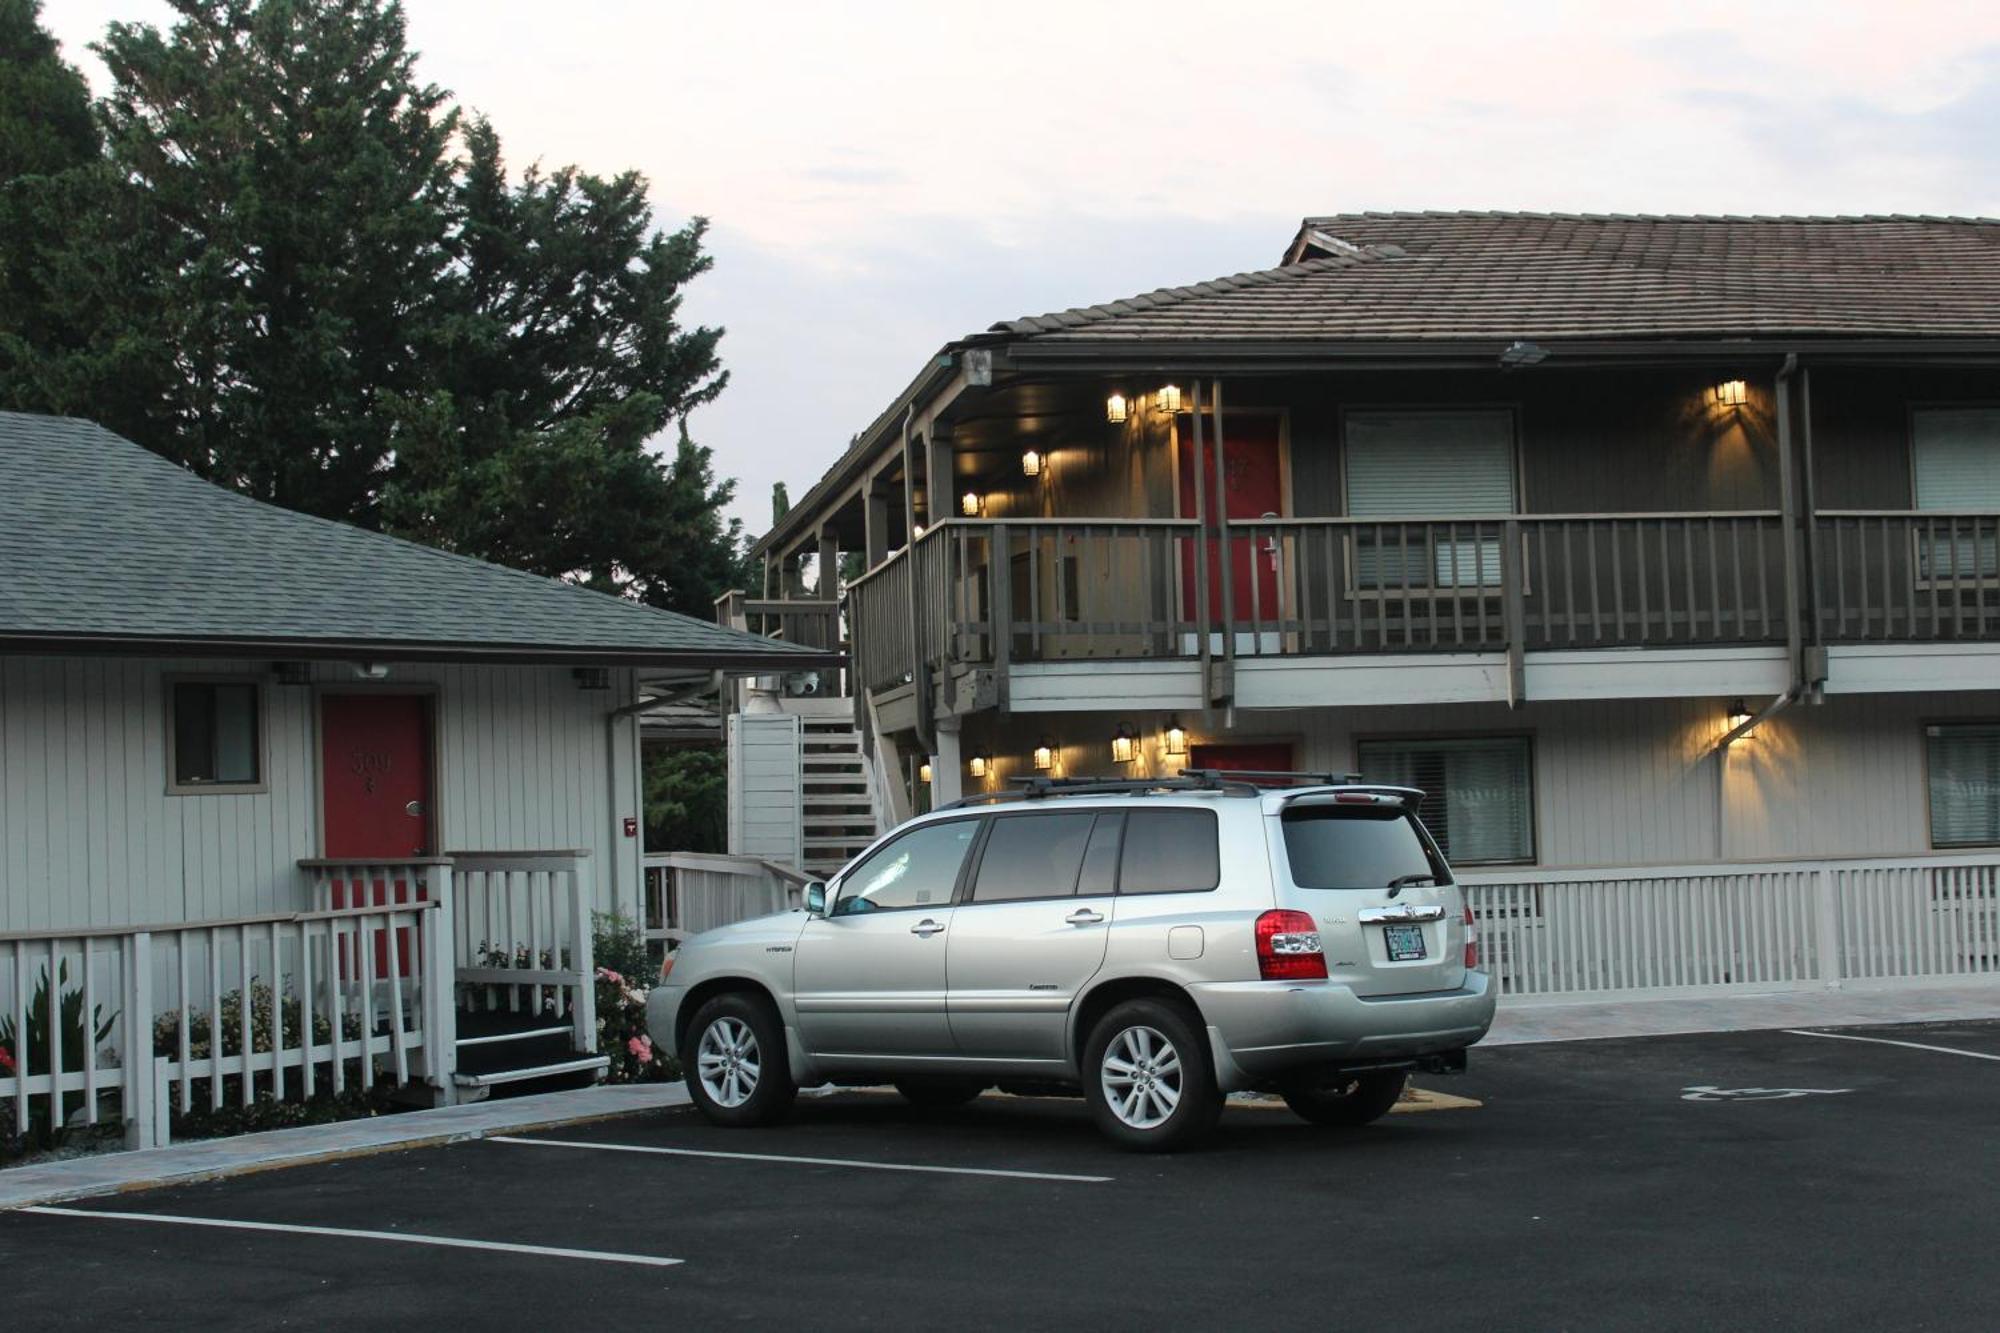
(728, 712, 804, 868)
(0, 655, 640, 932)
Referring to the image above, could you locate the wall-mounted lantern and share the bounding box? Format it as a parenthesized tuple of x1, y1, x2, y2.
(1110, 724, 1137, 765)
(969, 753, 990, 779)
(1022, 449, 1042, 478)
(1708, 379, 1747, 409)
(1727, 698, 1757, 740)
(919, 761, 934, 784)
(1162, 716, 1189, 757)
(1105, 393, 1128, 424)
(1032, 739, 1055, 771)
(961, 491, 983, 517)
(1157, 384, 1183, 414)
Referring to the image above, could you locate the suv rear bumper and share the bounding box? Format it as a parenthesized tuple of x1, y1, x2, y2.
(1191, 971, 1496, 1084)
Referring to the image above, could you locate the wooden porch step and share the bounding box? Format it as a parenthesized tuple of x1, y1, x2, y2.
(457, 1023, 571, 1049)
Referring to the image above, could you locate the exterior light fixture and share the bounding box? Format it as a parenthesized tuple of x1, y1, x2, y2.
(1163, 717, 1188, 757)
(961, 491, 984, 517)
(1105, 392, 1128, 424)
(911, 523, 925, 539)
(969, 753, 990, 779)
(1709, 379, 1747, 409)
(1498, 340, 1549, 368)
(1157, 384, 1182, 414)
(1032, 739, 1054, 771)
(1726, 698, 1759, 740)
(1022, 449, 1042, 478)
(919, 762, 933, 784)
(1110, 724, 1137, 765)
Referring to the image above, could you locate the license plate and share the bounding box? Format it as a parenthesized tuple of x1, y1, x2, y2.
(1382, 923, 1428, 962)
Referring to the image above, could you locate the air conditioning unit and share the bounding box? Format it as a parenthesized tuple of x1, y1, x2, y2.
(783, 671, 821, 697)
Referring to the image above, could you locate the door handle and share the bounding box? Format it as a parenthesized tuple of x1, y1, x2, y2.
(1065, 909, 1105, 926)
(910, 918, 945, 937)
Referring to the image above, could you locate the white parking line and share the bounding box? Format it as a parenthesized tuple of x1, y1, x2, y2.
(491, 1135, 1113, 1183)
(1785, 1029, 2000, 1062)
(20, 1206, 683, 1268)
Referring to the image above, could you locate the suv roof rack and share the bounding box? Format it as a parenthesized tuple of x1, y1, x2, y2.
(933, 771, 1263, 812)
(1177, 768, 1365, 787)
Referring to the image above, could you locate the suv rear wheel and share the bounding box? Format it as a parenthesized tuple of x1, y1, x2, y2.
(682, 992, 796, 1127)
(1082, 998, 1223, 1152)
(1282, 1070, 1407, 1127)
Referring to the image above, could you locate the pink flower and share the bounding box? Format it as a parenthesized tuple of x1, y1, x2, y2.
(0, 1044, 14, 1074)
(597, 967, 624, 985)
(627, 1035, 653, 1061)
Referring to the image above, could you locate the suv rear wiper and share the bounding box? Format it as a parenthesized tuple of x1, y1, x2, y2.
(1385, 873, 1436, 898)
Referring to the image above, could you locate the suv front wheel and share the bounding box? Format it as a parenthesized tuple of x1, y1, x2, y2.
(1082, 998, 1223, 1152)
(683, 991, 797, 1127)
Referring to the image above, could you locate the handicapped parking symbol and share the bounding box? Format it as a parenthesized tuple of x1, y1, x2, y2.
(1681, 1085, 1852, 1101)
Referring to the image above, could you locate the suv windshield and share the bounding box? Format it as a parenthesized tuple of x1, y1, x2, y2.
(1281, 805, 1450, 890)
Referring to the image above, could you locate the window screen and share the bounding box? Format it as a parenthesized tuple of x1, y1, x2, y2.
(1118, 809, 1220, 894)
(1356, 737, 1533, 864)
(1345, 410, 1515, 587)
(1912, 409, 2000, 579)
(972, 813, 1096, 902)
(172, 681, 261, 787)
(1927, 723, 2000, 848)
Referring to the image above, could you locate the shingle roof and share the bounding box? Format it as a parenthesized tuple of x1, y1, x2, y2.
(0, 413, 828, 666)
(995, 212, 2000, 342)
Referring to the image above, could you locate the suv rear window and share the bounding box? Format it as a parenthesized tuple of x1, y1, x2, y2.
(1281, 806, 1450, 890)
(1118, 809, 1220, 894)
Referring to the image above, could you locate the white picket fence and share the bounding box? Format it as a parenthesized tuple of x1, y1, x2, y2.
(3, 895, 446, 1151)
(1462, 852, 2000, 1002)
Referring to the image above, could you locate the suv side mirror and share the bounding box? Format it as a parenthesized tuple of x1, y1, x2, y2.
(803, 881, 827, 916)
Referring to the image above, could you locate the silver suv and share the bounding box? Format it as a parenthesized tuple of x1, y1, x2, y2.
(650, 772, 1495, 1151)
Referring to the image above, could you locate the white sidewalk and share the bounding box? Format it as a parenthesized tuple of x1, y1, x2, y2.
(1486, 978, 2000, 1046)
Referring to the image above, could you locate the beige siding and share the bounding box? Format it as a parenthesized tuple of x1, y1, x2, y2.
(951, 691, 2000, 870)
(0, 655, 639, 933)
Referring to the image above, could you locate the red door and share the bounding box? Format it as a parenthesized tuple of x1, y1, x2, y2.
(1178, 414, 1284, 632)
(1189, 742, 1296, 784)
(320, 694, 433, 973)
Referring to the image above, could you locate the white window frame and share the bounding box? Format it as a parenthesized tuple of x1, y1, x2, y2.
(1909, 405, 2000, 588)
(1338, 407, 1524, 598)
(1924, 720, 2000, 850)
(165, 674, 269, 796)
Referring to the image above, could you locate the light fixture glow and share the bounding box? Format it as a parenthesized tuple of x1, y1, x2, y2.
(1726, 698, 1759, 740)
(1157, 384, 1182, 414)
(1709, 379, 1747, 409)
(1032, 740, 1054, 771)
(1110, 724, 1136, 765)
(919, 762, 933, 784)
(969, 753, 989, 779)
(1105, 393, 1127, 424)
(961, 491, 982, 517)
(1163, 716, 1188, 757)
(1022, 449, 1042, 478)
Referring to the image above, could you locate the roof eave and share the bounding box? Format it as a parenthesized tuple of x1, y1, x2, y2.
(0, 631, 843, 672)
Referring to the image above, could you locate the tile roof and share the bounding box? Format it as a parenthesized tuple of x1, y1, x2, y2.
(0, 413, 827, 666)
(995, 212, 2000, 342)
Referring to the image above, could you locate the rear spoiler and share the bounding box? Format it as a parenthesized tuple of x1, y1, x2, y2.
(1278, 786, 1426, 809)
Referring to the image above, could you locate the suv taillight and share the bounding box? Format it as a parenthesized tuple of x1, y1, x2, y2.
(1463, 905, 1479, 970)
(1256, 909, 1327, 981)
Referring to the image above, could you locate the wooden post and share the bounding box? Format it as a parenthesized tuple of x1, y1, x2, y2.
(1502, 517, 1526, 707)
(1190, 384, 1214, 704)
(865, 484, 890, 568)
(1209, 378, 1237, 705)
(987, 520, 1011, 712)
(422, 861, 458, 1101)
(123, 932, 157, 1150)
(569, 855, 598, 1062)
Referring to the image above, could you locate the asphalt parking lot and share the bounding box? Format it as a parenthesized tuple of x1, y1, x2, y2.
(4, 1020, 1997, 1331)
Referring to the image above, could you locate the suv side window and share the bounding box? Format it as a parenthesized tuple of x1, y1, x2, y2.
(970, 812, 1096, 902)
(832, 819, 980, 915)
(1117, 808, 1220, 894)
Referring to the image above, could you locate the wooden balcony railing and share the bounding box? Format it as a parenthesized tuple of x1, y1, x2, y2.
(841, 511, 2000, 708)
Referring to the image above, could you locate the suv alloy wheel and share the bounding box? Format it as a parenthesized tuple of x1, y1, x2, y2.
(1081, 998, 1223, 1151)
(682, 991, 797, 1126)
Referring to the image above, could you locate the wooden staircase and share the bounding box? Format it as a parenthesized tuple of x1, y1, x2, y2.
(450, 1009, 608, 1099)
(799, 709, 883, 878)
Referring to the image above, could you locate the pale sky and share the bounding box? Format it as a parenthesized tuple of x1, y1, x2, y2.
(45, 0, 2000, 536)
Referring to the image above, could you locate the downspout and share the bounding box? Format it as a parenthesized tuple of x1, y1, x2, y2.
(1797, 364, 1828, 700)
(1209, 378, 1237, 726)
(1773, 352, 1804, 697)
(605, 684, 666, 923)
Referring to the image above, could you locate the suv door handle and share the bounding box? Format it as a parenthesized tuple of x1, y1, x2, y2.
(910, 918, 945, 937)
(1065, 909, 1105, 926)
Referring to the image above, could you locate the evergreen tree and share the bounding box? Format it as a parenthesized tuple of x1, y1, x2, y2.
(0, 0, 95, 179)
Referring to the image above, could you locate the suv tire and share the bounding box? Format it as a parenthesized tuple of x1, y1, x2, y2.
(1282, 1070, 1407, 1127)
(1082, 998, 1223, 1152)
(894, 1078, 987, 1110)
(682, 991, 796, 1127)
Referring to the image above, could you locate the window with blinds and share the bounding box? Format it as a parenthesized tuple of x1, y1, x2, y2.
(1344, 410, 1517, 589)
(1927, 723, 2000, 848)
(1912, 408, 2000, 580)
(1356, 736, 1534, 864)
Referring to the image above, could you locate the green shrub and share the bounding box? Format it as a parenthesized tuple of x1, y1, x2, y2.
(593, 911, 676, 1083)
(0, 960, 118, 1150)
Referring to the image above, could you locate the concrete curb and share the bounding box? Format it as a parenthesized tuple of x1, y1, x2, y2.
(0, 1082, 690, 1212)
